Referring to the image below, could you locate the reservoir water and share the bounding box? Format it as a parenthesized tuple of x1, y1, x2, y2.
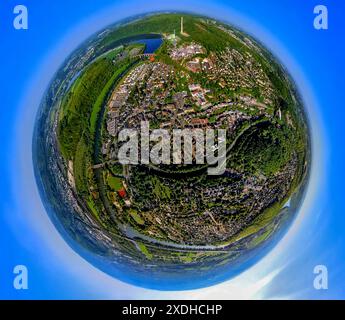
(132, 37, 163, 53)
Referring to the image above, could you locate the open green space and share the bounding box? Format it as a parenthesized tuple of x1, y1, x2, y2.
(129, 209, 145, 225)
(107, 175, 123, 191)
(137, 242, 153, 260)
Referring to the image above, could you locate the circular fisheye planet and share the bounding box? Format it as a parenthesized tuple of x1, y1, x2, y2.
(33, 12, 311, 290)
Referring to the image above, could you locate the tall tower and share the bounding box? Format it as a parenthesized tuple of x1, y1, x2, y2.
(180, 16, 184, 34)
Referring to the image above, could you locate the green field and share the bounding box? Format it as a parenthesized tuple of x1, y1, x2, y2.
(137, 242, 153, 259)
(107, 175, 123, 191)
(89, 63, 130, 135)
(129, 209, 145, 225)
(58, 58, 116, 160)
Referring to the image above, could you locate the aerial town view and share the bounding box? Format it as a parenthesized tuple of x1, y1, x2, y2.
(33, 12, 310, 289)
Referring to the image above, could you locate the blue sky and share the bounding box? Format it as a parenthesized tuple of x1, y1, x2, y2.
(0, 0, 345, 299)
